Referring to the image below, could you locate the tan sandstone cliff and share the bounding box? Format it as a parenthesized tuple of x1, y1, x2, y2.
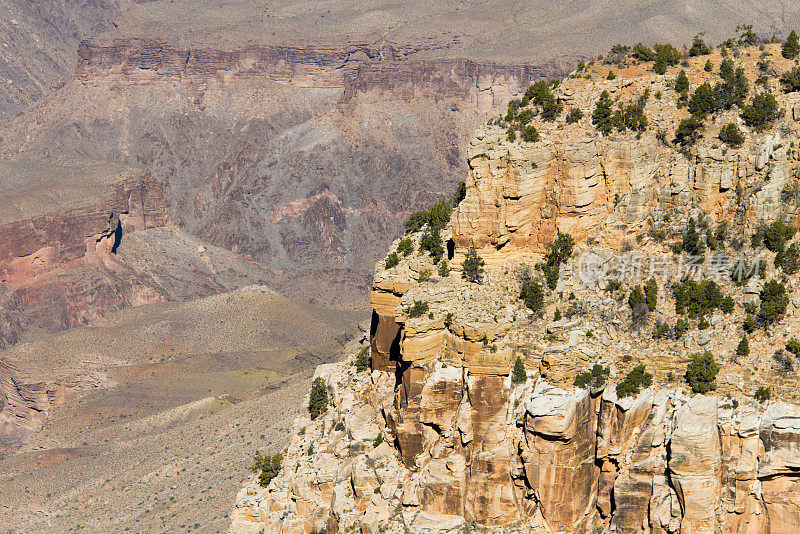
(229, 43, 800, 533)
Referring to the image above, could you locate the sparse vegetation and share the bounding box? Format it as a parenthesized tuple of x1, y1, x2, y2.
(653, 43, 681, 74)
(673, 277, 723, 317)
(405, 190, 458, 234)
(653, 321, 670, 339)
(718, 123, 745, 148)
(786, 337, 800, 357)
(628, 285, 646, 311)
(780, 66, 800, 94)
(675, 70, 689, 97)
(451, 181, 467, 206)
(736, 336, 750, 357)
(758, 279, 789, 326)
(685, 351, 719, 393)
(616, 364, 653, 398)
(354, 346, 371, 373)
(688, 82, 718, 118)
(407, 300, 430, 318)
(674, 318, 689, 338)
(632, 43, 656, 62)
(397, 237, 414, 256)
(592, 90, 615, 136)
(566, 108, 583, 124)
(782, 30, 800, 60)
(520, 279, 544, 313)
(419, 225, 444, 262)
(763, 221, 796, 252)
(611, 92, 649, 132)
(721, 295, 735, 314)
(385, 252, 400, 269)
(541, 232, 575, 290)
(754, 386, 771, 403)
(511, 356, 527, 384)
(644, 278, 658, 311)
(521, 125, 540, 142)
(673, 217, 705, 256)
(462, 247, 485, 283)
(674, 117, 704, 147)
(525, 80, 563, 121)
(574, 364, 610, 389)
(741, 92, 780, 131)
(252, 451, 283, 487)
(689, 34, 711, 56)
(308, 377, 329, 420)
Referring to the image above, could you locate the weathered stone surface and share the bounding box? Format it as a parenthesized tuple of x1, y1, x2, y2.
(669, 395, 721, 534)
(231, 45, 800, 534)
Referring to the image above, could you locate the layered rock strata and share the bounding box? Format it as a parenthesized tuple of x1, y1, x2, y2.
(230, 44, 800, 533)
(0, 159, 167, 347)
(230, 357, 800, 533)
(1, 36, 566, 308)
(453, 46, 800, 252)
(75, 38, 560, 112)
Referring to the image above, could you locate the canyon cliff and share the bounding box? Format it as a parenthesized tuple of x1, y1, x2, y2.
(0, 36, 563, 308)
(229, 43, 800, 533)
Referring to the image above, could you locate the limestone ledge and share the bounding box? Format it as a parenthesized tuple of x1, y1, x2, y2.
(229, 356, 800, 534)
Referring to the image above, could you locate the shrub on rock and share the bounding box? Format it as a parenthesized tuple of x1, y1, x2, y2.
(685, 351, 720, 393)
(511, 356, 527, 384)
(574, 364, 610, 389)
(616, 364, 652, 398)
(308, 377, 329, 420)
(462, 246, 485, 283)
(252, 451, 283, 487)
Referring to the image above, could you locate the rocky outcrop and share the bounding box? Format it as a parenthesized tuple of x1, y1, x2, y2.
(453, 79, 800, 253)
(229, 356, 800, 534)
(0, 159, 167, 347)
(229, 44, 800, 533)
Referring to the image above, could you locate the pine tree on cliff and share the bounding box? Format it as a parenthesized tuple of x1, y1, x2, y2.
(462, 247, 485, 283)
(511, 356, 527, 384)
(592, 91, 614, 136)
(736, 336, 750, 358)
(308, 377, 328, 420)
(783, 30, 800, 59)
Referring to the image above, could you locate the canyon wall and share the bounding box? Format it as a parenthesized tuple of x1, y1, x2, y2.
(0, 159, 167, 348)
(230, 44, 800, 533)
(229, 359, 800, 534)
(1, 37, 566, 308)
(453, 85, 800, 255)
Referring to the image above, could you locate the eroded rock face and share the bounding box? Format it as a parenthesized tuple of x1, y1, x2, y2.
(1, 36, 566, 308)
(230, 356, 800, 534)
(0, 160, 167, 347)
(452, 127, 800, 253)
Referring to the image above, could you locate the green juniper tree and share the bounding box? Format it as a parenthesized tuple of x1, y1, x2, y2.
(592, 90, 615, 135)
(308, 377, 329, 420)
(511, 356, 527, 384)
(462, 246, 485, 283)
(783, 30, 800, 59)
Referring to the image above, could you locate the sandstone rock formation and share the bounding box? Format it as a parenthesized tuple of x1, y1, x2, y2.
(230, 356, 800, 534)
(230, 43, 800, 533)
(453, 47, 800, 253)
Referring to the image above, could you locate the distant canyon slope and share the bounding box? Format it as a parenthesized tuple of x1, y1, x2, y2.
(2, 0, 800, 308)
